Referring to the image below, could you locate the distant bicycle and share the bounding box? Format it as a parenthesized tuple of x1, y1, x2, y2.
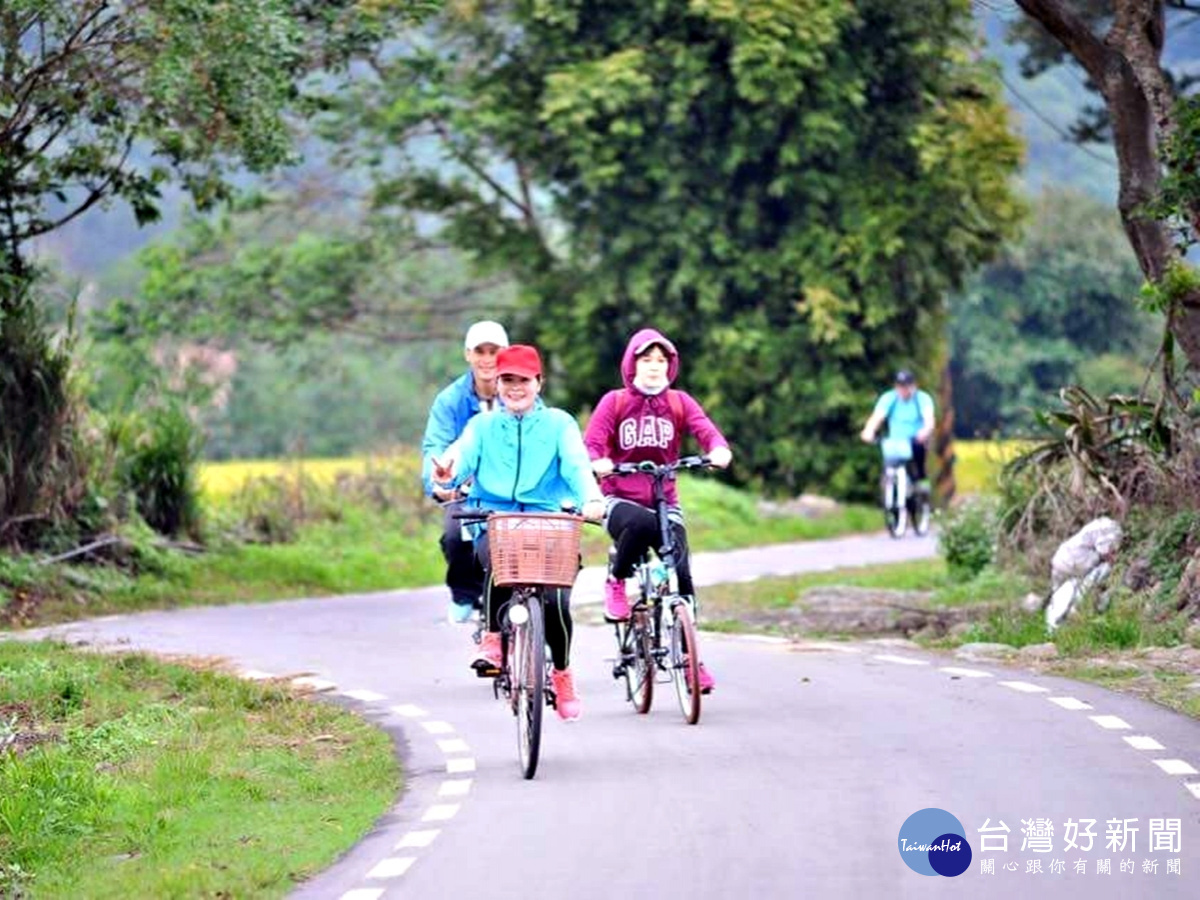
(877, 437, 931, 539)
(606, 456, 712, 725)
(453, 509, 585, 779)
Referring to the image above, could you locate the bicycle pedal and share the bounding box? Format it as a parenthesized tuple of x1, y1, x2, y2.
(472, 660, 501, 678)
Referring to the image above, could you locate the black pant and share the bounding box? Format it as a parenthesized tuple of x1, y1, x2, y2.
(441, 500, 485, 608)
(474, 531, 574, 671)
(606, 499, 694, 597)
(910, 439, 928, 482)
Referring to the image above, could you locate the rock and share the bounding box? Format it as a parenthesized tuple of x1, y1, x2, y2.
(1186, 623, 1200, 649)
(1019, 642, 1059, 661)
(1175, 550, 1200, 617)
(955, 642, 1018, 659)
(1123, 557, 1153, 591)
(1021, 592, 1044, 614)
(949, 622, 976, 639)
(1051, 517, 1123, 589)
(1046, 563, 1112, 631)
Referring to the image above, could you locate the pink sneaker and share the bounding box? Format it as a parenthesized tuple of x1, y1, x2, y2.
(550, 667, 582, 721)
(604, 578, 630, 622)
(471, 632, 503, 671)
(686, 659, 715, 695)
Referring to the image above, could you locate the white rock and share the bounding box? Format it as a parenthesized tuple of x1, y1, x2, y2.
(1051, 517, 1123, 589)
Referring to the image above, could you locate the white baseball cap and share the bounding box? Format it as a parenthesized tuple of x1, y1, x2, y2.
(464, 320, 510, 350)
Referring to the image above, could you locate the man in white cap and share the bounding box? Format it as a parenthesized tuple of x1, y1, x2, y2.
(421, 320, 510, 623)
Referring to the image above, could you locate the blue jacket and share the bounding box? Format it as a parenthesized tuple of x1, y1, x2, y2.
(450, 400, 602, 514)
(421, 371, 493, 496)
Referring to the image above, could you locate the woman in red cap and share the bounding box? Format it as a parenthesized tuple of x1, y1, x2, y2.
(434, 345, 604, 721)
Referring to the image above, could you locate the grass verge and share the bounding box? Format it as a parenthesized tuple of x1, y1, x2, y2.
(0, 640, 398, 899)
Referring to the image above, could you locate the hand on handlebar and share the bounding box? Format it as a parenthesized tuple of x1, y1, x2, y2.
(431, 455, 455, 485)
(707, 446, 732, 469)
(591, 457, 615, 477)
(581, 498, 605, 522)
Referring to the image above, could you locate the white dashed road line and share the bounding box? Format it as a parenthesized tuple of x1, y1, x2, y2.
(1153, 759, 1200, 776)
(873, 654, 929, 666)
(340, 889, 384, 900)
(421, 720, 456, 735)
(437, 738, 471, 754)
(1187, 783, 1200, 800)
(366, 857, 416, 879)
(390, 704, 429, 718)
(342, 689, 388, 702)
(1048, 697, 1093, 711)
(1089, 714, 1132, 730)
(1125, 735, 1167, 751)
(446, 757, 477, 774)
(396, 830, 440, 850)
(999, 680, 1050, 694)
(438, 779, 473, 798)
(422, 804, 461, 822)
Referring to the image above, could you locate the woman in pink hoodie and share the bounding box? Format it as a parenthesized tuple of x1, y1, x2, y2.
(583, 328, 732, 693)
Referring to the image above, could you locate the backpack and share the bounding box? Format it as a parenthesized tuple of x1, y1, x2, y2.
(613, 388, 685, 435)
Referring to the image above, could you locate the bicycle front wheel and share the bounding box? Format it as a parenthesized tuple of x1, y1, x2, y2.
(626, 608, 654, 714)
(514, 597, 545, 779)
(669, 601, 702, 725)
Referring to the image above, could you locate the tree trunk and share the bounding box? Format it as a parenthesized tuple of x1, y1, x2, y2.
(934, 361, 957, 508)
(1015, 0, 1200, 370)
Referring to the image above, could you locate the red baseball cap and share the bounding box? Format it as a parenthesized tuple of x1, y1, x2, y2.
(496, 344, 542, 379)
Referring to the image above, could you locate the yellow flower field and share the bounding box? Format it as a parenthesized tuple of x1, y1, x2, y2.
(199, 453, 419, 500)
(951, 439, 1033, 495)
(199, 440, 1025, 502)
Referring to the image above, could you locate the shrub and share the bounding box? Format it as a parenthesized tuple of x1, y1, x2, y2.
(114, 402, 203, 539)
(939, 496, 997, 580)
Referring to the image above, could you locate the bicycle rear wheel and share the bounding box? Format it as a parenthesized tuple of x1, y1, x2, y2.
(626, 608, 654, 714)
(669, 601, 702, 725)
(514, 597, 545, 779)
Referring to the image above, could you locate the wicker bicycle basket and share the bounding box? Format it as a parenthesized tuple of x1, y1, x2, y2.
(488, 513, 583, 587)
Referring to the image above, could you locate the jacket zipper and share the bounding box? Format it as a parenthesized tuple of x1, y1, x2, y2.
(511, 416, 524, 510)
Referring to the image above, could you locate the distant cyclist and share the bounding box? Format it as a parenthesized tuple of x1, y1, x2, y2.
(421, 320, 509, 624)
(859, 369, 935, 494)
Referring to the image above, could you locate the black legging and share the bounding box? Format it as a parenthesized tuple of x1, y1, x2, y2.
(441, 500, 485, 607)
(606, 499, 694, 597)
(474, 531, 573, 671)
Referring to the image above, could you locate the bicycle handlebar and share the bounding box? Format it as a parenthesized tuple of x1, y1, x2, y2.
(609, 455, 711, 478)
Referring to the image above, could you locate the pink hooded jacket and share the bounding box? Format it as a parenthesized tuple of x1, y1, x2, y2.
(583, 328, 728, 508)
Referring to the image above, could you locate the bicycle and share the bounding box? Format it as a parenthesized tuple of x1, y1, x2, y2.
(606, 456, 712, 725)
(453, 508, 584, 780)
(878, 437, 931, 539)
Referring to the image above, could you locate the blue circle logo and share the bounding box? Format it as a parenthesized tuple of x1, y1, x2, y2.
(898, 808, 972, 877)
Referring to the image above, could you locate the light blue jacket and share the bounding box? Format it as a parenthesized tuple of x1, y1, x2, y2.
(421, 371, 495, 496)
(450, 400, 602, 514)
(873, 389, 935, 442)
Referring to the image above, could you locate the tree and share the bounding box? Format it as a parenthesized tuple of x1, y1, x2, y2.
(328, 0, 1022, 494)
(0, 0, 435, 541)
(0, 0, 436, 294)
(1011, 1, 1200, 372)
(951, 187, 1157, 436)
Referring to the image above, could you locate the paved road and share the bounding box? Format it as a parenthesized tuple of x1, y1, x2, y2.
(19, 532, 1200, 899)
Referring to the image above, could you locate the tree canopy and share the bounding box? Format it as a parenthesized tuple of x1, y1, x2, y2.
(1011, 1, 1200, 374)
(951, 187, 1157, 436)
(332, 0, 1023, 493)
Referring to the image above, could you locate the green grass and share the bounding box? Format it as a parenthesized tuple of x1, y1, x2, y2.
(0, 641, 397, 899)
(698, 558, 950, 619)
(2, 475, 879, 628)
